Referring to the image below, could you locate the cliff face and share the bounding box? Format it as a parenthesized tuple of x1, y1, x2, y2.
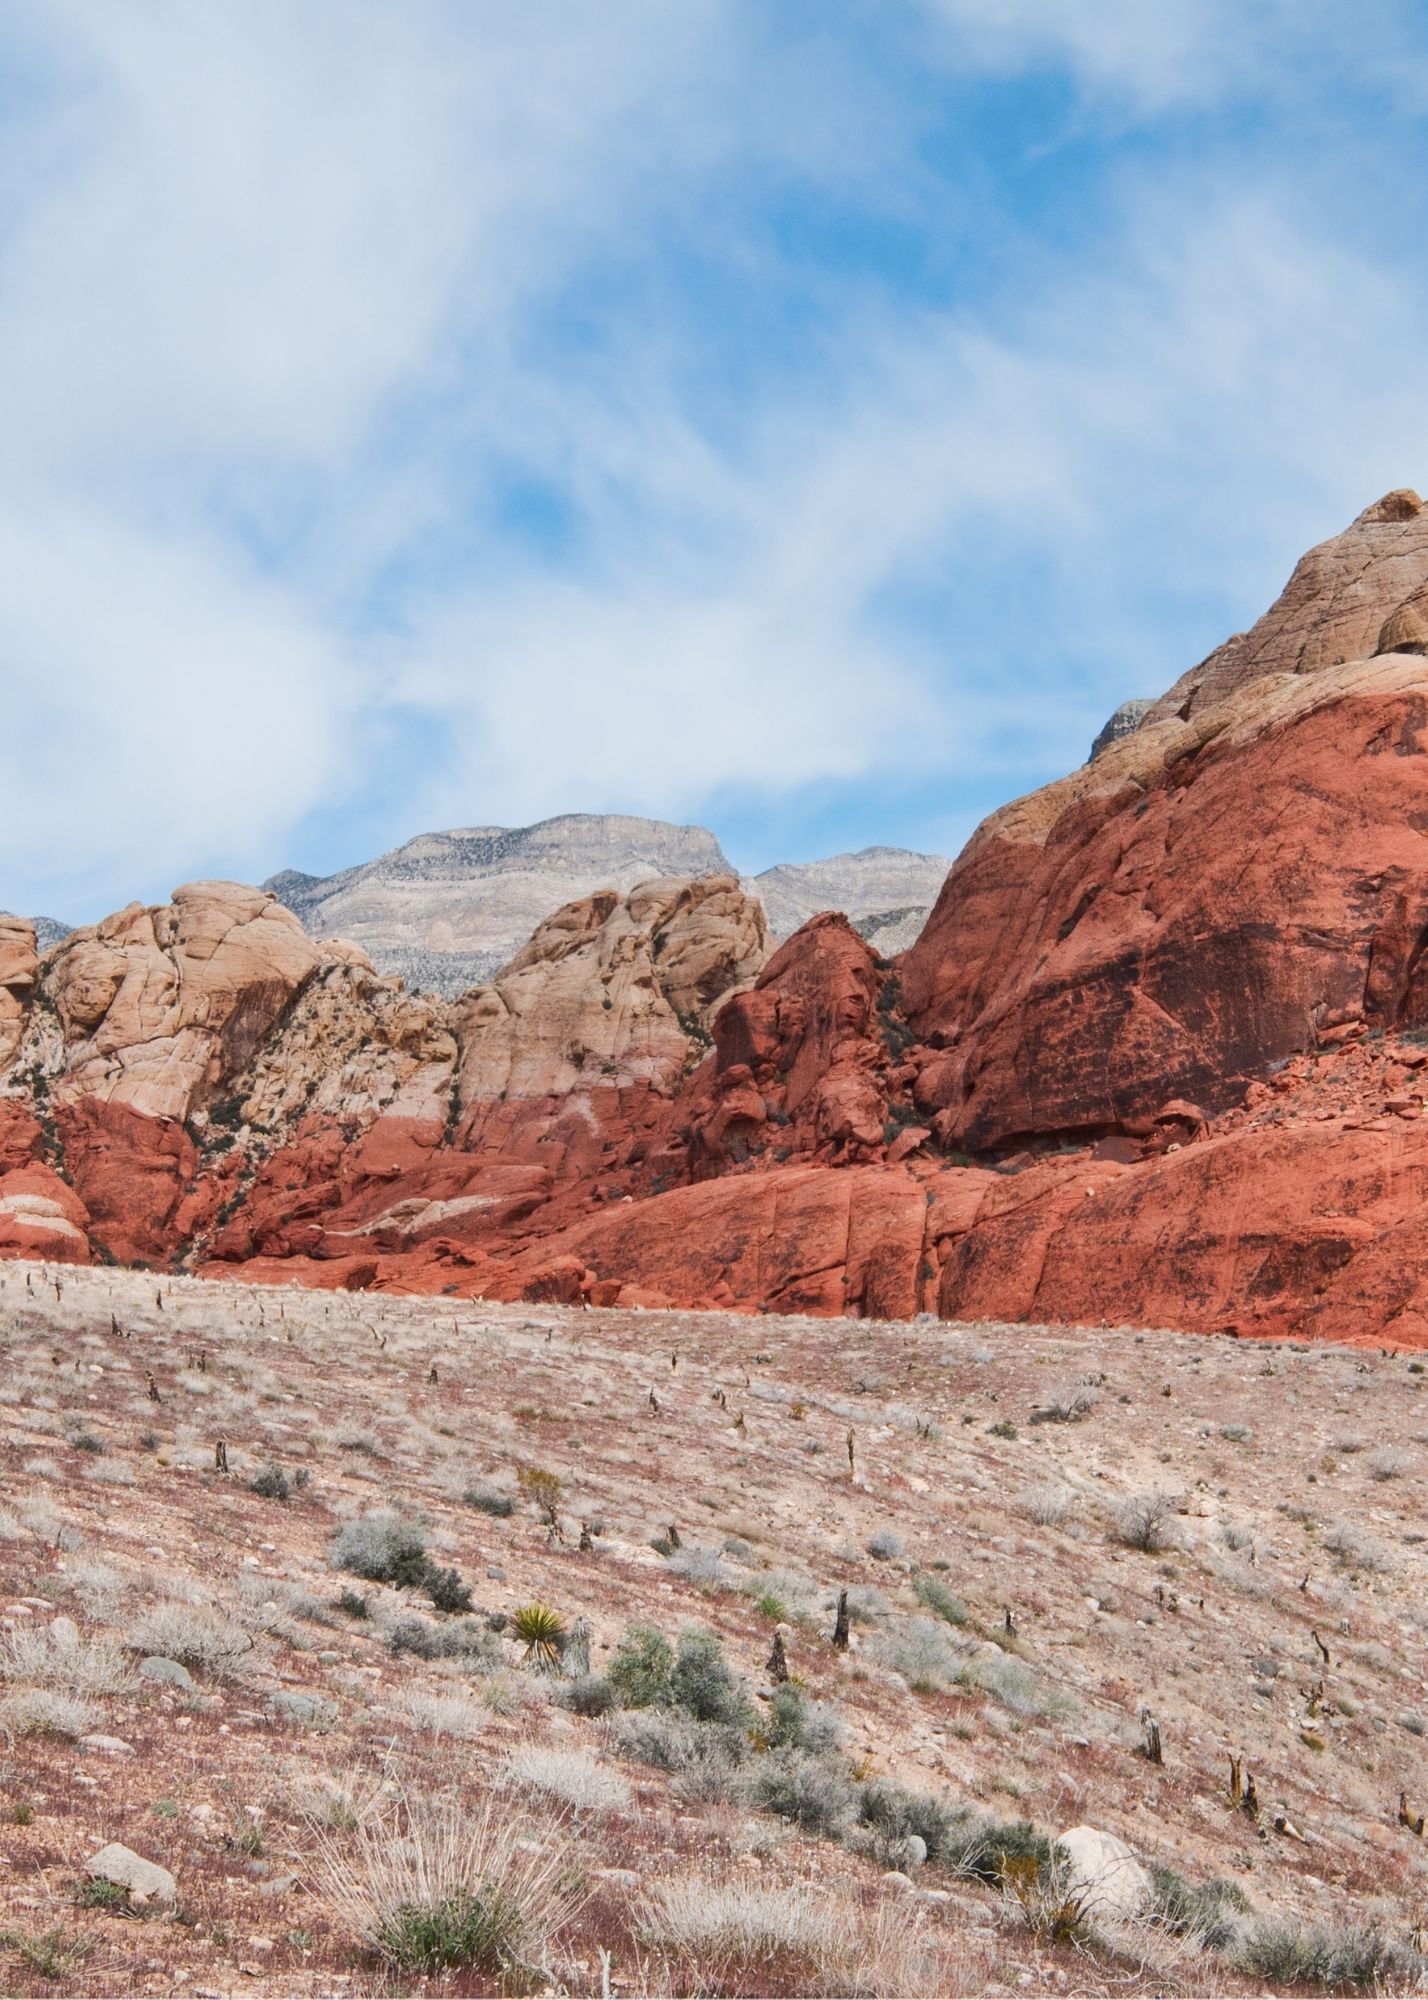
(12, 493, 1428, 1346)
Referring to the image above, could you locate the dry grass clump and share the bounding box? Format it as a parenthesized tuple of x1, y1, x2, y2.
(638, 1874, 940, 1998)
(2, 1624, 131, 1696)
(501, 1744, 632, 1815)
(1019, 1481, 1073, 1528)
(0, 1687, 102, 1739)
(314, 1789, 583, 1980)
(387, 1686, 482, 1739)
(126, 1602, 254, 1676)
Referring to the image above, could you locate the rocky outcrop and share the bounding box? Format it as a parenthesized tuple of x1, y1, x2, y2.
(901, 650, 1428, 1152)
(17, 493, 1428, 1348)
(0, 916, 38, 1067)
(1143, 487, 1428, 725)
(456, 874, 766, 1102)
(1088, 698, 1152, 761)
(268, 814, 737, 998)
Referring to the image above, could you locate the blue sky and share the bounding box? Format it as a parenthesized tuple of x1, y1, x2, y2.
(5, 2, 1428, 921)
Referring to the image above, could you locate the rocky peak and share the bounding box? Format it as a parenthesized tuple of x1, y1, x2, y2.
(1144, 487, 1428, 725)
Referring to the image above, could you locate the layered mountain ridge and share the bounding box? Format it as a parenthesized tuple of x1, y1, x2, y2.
(265, 815, 950, 997)
(10, 491, 1428, 1345)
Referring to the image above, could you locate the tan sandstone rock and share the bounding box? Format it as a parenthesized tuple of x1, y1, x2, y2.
(455, 875, 768, 1103)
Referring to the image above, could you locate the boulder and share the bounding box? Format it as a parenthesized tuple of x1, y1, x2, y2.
(1054, 1825, 1151, 1921)
(85, 1841, 177, 1912)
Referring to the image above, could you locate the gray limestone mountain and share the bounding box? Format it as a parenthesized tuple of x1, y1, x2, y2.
(266, 817, 951, 997)
(265, 815, 735, 999)
(751, 846, 950, 953)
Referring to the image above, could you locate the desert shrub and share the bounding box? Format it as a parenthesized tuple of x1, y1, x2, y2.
(335, 1589, 370, 1620)
(639, 1874, 937, 1998)
(1235, 1917, 1420, 1990)
(748, 1747, 860, 1837)
(560, 1675, 617, 1718)
(858, 1779, 964, 1865)
(388, 1687, 481, 1739)
(249, 1464, 291, 1501)
(463, 1486, 514, 1517)
(666, 1546, 735, 1590)
(388, 1617, 496, 1666)
(607, 1624, 675, 1708)
(2, 1626, 131, 1696)
(1028, 1383, 1096, 1424)
(944, 1814, 1050, 1884)
(1146, 1865, 1249, 1949)
(422, 1564, 474, 1615)
(1018, 1483, 1073, 1528)
(959, 1652, 1073, 1720)
(330, 1513, 430, 1588)
(866, 1529, 904, 1561)
(911, 1574, 969, 1625)
(766, 1682, 843, 1753)
(1112, 1491, 1179, 1553)
(515, 1465, 562, 1520)
(873, 1616, 962, 1691)
(316, 1791, 583, 1977)
(670, 1626, 752, 1726)
(1322, 1520, 1388, 1572)
(502, 1746, 631, 1815)
(611, 1710, 748, 1799)
(126, 1604, 252, 1676)
(1367, 1447, 1410, 1482)
(0, 1689, 101, 1739)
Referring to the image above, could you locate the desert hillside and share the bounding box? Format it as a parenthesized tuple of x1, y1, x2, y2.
(5, 1263, 1428, 1995)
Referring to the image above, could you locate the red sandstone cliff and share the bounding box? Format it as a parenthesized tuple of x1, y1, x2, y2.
(11, 493, 1428, 1344)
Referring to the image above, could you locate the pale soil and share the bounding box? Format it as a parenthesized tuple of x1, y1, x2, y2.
(2, 1261, 1427, 1995)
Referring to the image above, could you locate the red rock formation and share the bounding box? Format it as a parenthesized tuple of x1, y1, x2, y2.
(13, 495, 1428, 1347)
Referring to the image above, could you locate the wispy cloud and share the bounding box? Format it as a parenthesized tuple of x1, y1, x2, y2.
(2, 3, 1428, 919)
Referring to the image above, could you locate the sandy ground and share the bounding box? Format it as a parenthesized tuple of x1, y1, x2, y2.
(3, 1260, 1428, 1995)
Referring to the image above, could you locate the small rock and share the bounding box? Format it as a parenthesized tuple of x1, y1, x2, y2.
(80, 1734, 135, 1756)
(881, 1869, 915, 1892)
(596, 1867, 641, 1889)
(139, 1656, 195, 1690)
(257, 1872, 299, 1898)
(268, 1691, 322, 1724)
(85, 1841, 176, 1912)
(49, 1615, 80, 1649)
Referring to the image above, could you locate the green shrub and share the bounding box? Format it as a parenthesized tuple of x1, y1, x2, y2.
(858, 1778, 964, 1864)
(749, 1748, 859, 1837)
(423, 1565, 474, 1615)
(463, 1487, 514, 1518)
(249, 1464, 291, 1502)
(766, 1683, 842, 1753)
(1236, 1918, 1420, 1990)
(945, 1815, 1050, 1884)
(607, 1624, 674, 1708)
(670, 1626, 752, 1727)
(611, 1711, 747, 1799)
(1146, 1866, 1248, 1950)
(912, 1574, 969, 1626)
(374, 1889, 526, 1975)
(560, 1674, 617, 1718)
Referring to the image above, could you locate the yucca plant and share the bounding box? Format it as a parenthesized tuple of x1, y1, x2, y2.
(512, 1603, 566, 1673)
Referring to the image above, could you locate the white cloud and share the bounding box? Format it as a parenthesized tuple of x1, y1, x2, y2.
(2, 3, 1428, 920)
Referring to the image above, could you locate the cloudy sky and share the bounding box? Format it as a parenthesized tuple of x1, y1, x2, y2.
(5, 1, 1428, 922)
